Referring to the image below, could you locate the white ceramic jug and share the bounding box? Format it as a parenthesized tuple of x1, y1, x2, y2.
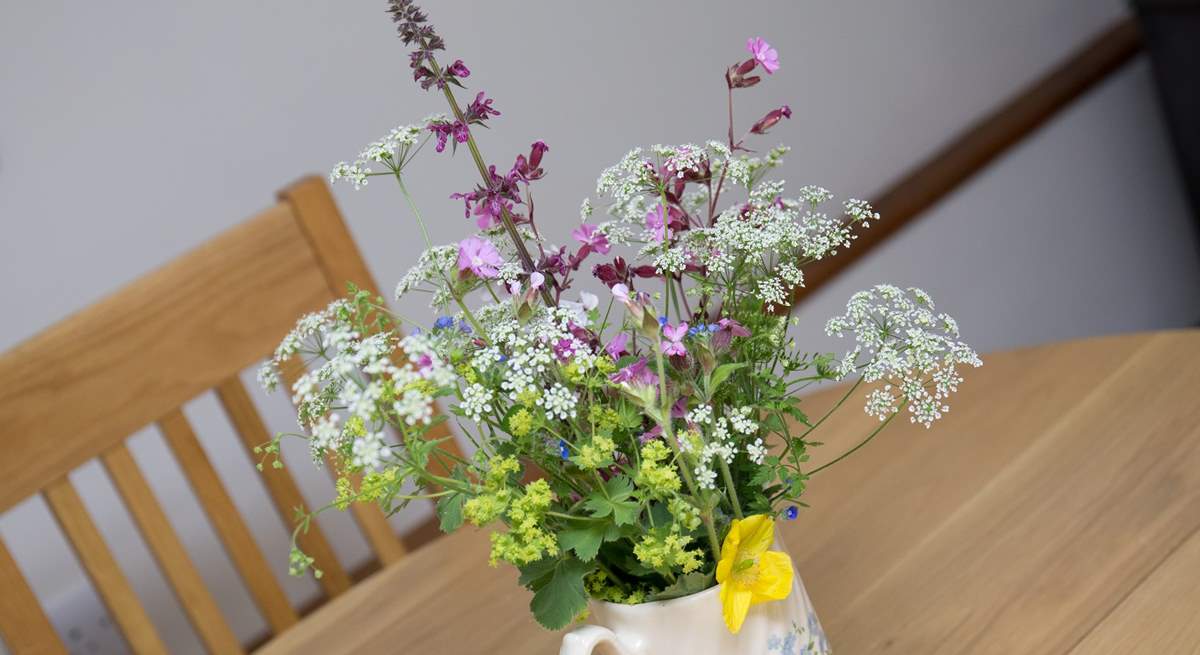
(559, 553, 829, 655)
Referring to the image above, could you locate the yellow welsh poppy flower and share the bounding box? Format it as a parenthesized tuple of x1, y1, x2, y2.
(715, 514, 793, 633)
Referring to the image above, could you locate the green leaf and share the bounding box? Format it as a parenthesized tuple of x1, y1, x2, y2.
(559, 525, 604, 562)
(558, 521, 622, 562)
(530, 557, 592, 630)
(762, 412, 787, 434)
(708, 363, 747, 395)
(583, 476, 641, 526)
(518, 556, 560, 590)
(435, 490, 465, 533)
(647, 571, 715, 601)
(435, 467, 469, 533)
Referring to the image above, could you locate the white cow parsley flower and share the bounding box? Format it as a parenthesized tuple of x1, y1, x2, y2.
(461, 383, 494, 422)
(729, 407, 758, 435)
(350, 432, 388, 470)
(746, 438, 767, 465)
(538, 383, 578, 420)
(826, 284, 981, 427)
(687, 404, 713, 425)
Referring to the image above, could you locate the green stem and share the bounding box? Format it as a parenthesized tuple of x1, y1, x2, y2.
(717, 459, 743, 519)
(394, 173, 432, 249)
(596, 559, 631, 594)
(796, 377, 862, 443)
(652, 341, 723, 558)
(807, 403, 904, 476)
(450, 291, 487, 337)
(428, 58, 555, 307)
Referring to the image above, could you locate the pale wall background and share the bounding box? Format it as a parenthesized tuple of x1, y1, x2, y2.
(2, 1, 1199, 653)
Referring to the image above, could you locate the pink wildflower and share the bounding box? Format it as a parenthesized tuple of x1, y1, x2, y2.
(662, 322, 689, 357)
(609, 357, 659, 386)
(457, 236, 503, 278)
(746, 37, 780, 74)
(572, 223, 611, 254)
(605, 333, 629, 359)
(645, 205, 666, 242)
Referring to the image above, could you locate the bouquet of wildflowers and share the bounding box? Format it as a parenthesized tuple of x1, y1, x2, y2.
(258, 0, 981, 633)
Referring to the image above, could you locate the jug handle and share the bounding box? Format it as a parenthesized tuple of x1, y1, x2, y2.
(559, 625, 633, 655)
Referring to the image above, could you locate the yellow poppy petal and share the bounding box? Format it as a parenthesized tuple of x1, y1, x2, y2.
(737, 514, 775, 556)
(721, 583, 753, 634)
(749, 550, 794, 603)
(720, 518, 742, 558)
(715, 554, 733, 584)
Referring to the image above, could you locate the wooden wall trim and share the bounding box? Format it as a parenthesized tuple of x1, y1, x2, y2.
(787, 18, 1144, 309)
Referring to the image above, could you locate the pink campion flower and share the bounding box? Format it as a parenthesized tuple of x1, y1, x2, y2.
(609, 357, 659, 386)
(572, 223, 611, 254)
(605, 333, 630, 359)
(718, 317, 751, 337)
(662, 322, 689, 356)
(456, 236, 503, 278)
(746, 37, 780, 74)
(415, 354, 435, 377)
(712, 317, 752, 350)
(645, 205, 666, 242)
(612, 283, 631, 304)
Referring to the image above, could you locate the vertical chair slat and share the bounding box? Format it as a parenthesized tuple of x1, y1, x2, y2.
(157, 409, 298, 634)
(213, 377, 352, 596)
(0, 537, 67, 655)
(100, 444, 244, 654)
(41, 479, 168, 655)
(278, 357, 407, 567)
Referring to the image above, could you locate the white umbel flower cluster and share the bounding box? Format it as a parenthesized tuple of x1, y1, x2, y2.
(395, 245, 457, 302)
(256, 298, 456, 467)
(687, 404, 713, 425)
(695, 439, 736, 491)
(745, 438, 768, 465)
(539, 383, 578, 420)
(330, 119, 438, 190)
(461, 383, 494, 422)
(826, 284, 982, 428)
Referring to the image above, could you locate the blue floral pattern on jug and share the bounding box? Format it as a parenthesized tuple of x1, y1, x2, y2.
(766, 607, 831, 655)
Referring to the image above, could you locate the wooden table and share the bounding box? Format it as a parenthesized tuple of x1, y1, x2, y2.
(260, 331, 1200, 654)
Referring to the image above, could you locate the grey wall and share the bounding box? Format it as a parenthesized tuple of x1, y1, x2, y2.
(2, 1, 1198, 653)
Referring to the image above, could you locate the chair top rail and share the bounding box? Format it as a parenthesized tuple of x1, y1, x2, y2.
(0, 203, 334, 512)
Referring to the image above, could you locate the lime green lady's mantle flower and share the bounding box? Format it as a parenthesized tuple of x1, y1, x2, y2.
(716, 514, 793, 634)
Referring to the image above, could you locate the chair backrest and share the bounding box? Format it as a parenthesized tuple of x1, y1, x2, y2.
(0, 176, 461, 654)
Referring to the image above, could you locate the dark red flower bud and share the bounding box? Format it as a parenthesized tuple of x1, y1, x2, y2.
(528, 141, 548, 168)
(592, 257, 630, 287)
(510, 141, 549, 182)
(726, 61, 763, 90)
(750, 105, 792, 135)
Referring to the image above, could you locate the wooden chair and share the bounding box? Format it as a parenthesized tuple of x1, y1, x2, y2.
(0, 177, 463, 654)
